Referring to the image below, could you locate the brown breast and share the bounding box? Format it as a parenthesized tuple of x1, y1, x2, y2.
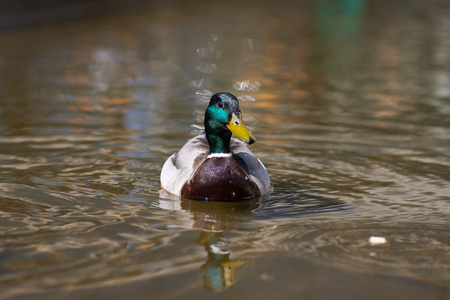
(180, 157, 260, 201)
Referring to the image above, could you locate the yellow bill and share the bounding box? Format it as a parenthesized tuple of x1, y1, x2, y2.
(227, 113, 255, 144)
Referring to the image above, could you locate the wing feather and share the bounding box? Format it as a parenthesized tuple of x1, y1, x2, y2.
(160, 134, 208, 195)
(231, 138, 271, 193)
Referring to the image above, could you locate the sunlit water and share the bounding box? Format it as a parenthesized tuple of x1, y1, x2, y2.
(0, 0, 449, 299)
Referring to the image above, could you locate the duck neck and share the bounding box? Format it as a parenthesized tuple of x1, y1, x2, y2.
(206, 131, 232, 155)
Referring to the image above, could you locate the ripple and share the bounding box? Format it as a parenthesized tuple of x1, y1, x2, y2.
(253, 192, 348, 220)
(246, 221, 450, 285)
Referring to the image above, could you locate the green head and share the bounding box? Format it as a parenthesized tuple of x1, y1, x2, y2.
(204, 92, 255, 154)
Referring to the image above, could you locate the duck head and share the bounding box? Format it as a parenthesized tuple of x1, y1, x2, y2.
(204, 92, 255, 154)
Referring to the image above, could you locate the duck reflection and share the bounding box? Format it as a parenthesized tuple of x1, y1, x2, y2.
(197, 231, 246, 292)
(159, 194, 258, 292)
(178, 197, 259, 231)
(183, 197, 259, 292)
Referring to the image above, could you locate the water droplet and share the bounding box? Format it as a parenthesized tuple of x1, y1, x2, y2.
(233, 80, 261, 91)
(210, 33, 218, 41)
(195, 62, 217, 74)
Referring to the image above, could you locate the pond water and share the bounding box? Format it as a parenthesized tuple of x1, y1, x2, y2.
(0, 0, 449, 299)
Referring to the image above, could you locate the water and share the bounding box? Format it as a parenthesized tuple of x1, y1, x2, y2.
(0, 0, 449, 299)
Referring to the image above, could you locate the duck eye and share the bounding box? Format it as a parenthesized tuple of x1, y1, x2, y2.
(217, 102, 224, 108)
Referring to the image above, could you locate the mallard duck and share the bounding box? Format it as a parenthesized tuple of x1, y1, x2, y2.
(160, 92, 270, 201)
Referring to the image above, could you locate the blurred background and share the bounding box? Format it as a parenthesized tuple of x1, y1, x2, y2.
(0, 0, 449, 299)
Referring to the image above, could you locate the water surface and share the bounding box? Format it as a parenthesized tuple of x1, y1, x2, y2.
(0, 0, 449, 299)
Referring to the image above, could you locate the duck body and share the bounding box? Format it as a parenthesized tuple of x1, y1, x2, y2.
(161, 134, 270, 201)
(160, 92, 270, 201)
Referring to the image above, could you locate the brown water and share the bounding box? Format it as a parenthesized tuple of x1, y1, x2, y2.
(1, 0, 450, 299)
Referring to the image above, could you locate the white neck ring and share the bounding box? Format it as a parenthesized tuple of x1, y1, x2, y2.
(207, 153, 232, 158)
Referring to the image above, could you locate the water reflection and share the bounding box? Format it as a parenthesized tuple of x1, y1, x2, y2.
(0, 0, 450, 298)
(197, 231, 246, 292)
(158, 197, 258, 291)
(316, 0, 366, 38)
(157, 192, 345, 292)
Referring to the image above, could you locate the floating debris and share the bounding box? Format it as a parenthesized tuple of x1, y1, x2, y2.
(368, 236, 387, 245)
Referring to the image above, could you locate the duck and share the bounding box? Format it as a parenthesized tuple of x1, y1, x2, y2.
(160, 92, 270, 201)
